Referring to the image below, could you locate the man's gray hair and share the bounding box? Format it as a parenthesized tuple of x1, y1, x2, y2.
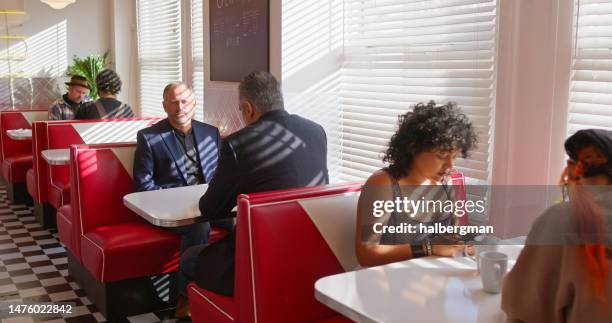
(238, 71, 284, 113)
(163, 82, 191, 101)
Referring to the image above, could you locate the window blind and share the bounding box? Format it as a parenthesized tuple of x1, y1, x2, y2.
(191, 0, 205, 120)
(569, 0, 612, 134)
(341, 0, 497, 183)
(136, 0, 183, 117)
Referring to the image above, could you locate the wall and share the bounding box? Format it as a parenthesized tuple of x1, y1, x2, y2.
(491, 0, 574, 236)
(20, 0, 110, 77)
(493, 0, 572, 187)
(0, 0, 110, 108)
(202, 0, 282, 134)
(110, 0, 139, 112)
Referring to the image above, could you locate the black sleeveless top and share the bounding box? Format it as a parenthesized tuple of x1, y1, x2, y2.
(379, 169, 456, 245)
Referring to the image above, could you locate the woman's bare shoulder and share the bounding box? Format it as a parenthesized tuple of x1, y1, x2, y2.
(365, 170, 393, 186)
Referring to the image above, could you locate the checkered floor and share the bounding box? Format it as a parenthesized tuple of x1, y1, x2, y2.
(0, 185, 179, 323)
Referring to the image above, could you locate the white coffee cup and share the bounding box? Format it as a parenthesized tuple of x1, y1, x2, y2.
(480, 251, 508, 294)
(475, 244, 499, 272)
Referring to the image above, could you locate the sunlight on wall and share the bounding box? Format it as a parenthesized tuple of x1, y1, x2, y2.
(0, 20, 67, 77)
(0, 19, 66, 109)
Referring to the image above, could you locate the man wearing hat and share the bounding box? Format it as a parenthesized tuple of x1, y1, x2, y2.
(48, 75, 91, 120)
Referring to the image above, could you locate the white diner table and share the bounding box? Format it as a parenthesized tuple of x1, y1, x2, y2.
(123, 184, 209, 227)
(6, 128, 32, 140)
(41, 149, 70, 165)
(315, 241, 525, 323)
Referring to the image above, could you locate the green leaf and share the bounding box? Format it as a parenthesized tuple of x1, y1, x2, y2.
(65, 51, 109, 100)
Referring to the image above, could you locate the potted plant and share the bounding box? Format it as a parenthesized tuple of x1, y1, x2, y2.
(66, 51, 109, 100)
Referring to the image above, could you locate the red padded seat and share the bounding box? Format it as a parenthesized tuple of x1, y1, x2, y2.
(80, 221, 180, 282)
(70, 143, 181, 284)
(2, 154, 33, 183)
(189, 284, 236, 322)
(57, 205, 75, 256)
(26, 168, 35, 198)
(0, 110, 47, 185)
(189, 183, 364, 323)
(48, 179, 70, 209)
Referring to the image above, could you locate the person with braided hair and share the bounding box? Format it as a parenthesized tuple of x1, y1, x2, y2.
(502, 129, 612, 323)
(76, 69, 135, 119)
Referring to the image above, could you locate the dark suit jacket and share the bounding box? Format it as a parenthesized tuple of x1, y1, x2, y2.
(133, 119, 220, 192)
(195, 109, 329, 296)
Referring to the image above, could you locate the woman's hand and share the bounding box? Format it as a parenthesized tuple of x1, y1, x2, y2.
(431, 244, 474, 257)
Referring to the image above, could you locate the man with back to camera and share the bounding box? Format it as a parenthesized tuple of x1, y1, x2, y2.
(132, 82, 221, 314)
(174, 71, 329, 318)
(48, 75, 90, 120)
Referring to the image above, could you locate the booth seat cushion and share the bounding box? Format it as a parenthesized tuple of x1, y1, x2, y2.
(57, 205, 75, 256)
(26, 168, 36, 199)
(1, 154, 32, 183)
(80, 221, 180, 282)
(48, 180, 70, 209)
(189, 283, 236, 323)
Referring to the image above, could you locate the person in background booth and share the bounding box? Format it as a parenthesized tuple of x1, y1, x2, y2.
(502, 129, 612, 323)
(355, 101, 478, 267)
(132, 82, 220, 317)
(176, 71, 329, 318)
(48, 75, 90, 120)
(76, 69, 134, 119)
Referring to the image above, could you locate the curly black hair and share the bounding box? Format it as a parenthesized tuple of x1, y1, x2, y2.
(383, 101, 477, 179)
(96, 69, 122, 95)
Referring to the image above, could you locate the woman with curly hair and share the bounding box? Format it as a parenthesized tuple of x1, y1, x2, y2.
(77, 69, 135, 119)
(355, 101, 478, 267)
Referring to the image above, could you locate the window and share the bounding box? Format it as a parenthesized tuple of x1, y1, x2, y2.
(341, 0, 498, 183)
(568, 0, 612, 134)
(136, 0, 204, 117)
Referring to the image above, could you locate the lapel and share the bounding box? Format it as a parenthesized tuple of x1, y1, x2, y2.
(192, 122, 216, 182)
(159, 120, 188, 184)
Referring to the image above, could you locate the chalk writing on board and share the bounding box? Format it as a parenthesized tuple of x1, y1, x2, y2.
(210, 0, 269, 82)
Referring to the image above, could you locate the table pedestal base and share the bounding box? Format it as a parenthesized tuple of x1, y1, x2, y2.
(34, 202, 56, 229)
(7, 182, 33, 206)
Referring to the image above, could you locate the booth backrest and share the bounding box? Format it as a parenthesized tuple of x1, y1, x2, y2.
(0, 110, 47, 161)
(234, 183, 363, 323)
(31, 120, 74, 202)
(31, 118, 159, 203)
(70, 142, 140, 237)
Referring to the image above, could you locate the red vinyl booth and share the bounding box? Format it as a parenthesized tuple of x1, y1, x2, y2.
(67, 142, 179, 272)
(188, 183, 363, 323)
(188, 171, 469, 322)
(28, 118, 160, 228)
(0, 110, 47, 203)
(66, 142, 181, 319)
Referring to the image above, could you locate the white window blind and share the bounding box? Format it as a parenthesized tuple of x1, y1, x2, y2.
(191, 0, 205, 120)
(569, 0, 612, 134)
(136, 0, 183, 117)
(341, 0, 497, 183)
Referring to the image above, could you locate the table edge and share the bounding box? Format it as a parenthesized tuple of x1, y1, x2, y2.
(41, 149, 70, 165)
(123, 194, 201, 228)
(315, 278, 378, 323)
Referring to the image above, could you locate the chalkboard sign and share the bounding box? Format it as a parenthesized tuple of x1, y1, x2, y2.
(210, 0, 269, 82)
